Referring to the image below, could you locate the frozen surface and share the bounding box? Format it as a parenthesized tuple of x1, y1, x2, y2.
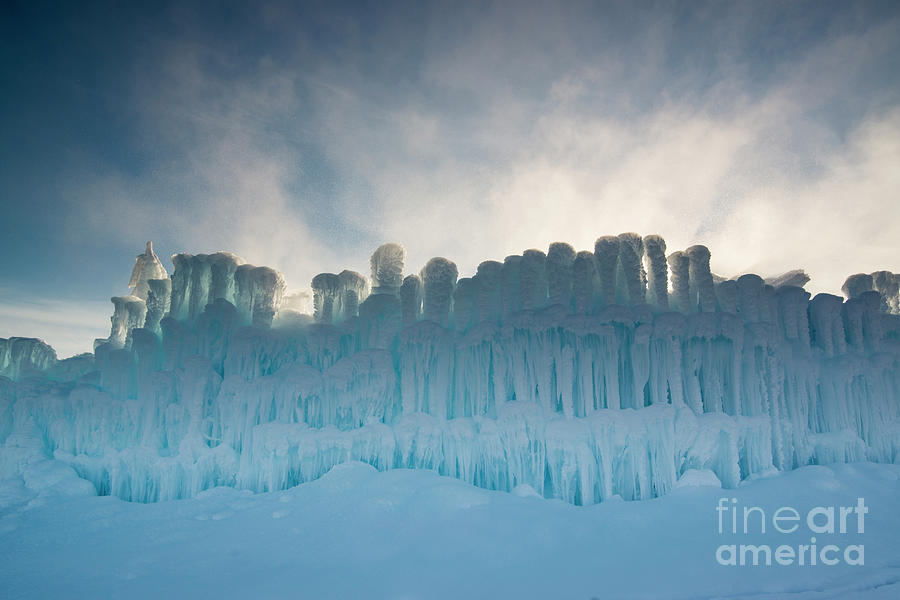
(0, 462, 898, 599)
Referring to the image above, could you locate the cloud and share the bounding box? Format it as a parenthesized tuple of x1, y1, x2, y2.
(58, 0, 900, 311)
(300, 8, 900, 294)
(64, 39, 366, 290)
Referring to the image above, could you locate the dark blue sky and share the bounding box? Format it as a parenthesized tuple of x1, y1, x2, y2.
(2, 0, 900, 356)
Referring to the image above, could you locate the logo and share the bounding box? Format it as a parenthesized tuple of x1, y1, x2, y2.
(715, 497, 867, 566)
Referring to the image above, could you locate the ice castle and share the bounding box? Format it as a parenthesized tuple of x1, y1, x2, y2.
(1, 236, 899, 505)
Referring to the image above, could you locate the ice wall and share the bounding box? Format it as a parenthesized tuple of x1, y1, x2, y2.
(107, 296, 147, 349)
(0, 337, 57, 380)
(3, 235, 900, 507)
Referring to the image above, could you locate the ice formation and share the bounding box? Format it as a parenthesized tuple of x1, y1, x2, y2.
(400, 275, 423, 325)
(643, 234, 668, 310)
(1, 236, 899, 506)
(546, 243, 575, 309)
(615, 232, 645, 306)
(844, 270, 900, 314)
(765, 269, 811, 289)
(475, 260, 503, 322)
(594, 236, 619, 307)
(312, 272, 340, 323)
(686, 245, 715, 313)
(370, 243, 406, 296)
(421, 257, 458, 327)
(667, 250, 690, 313)
(0, 337, 56, 380)
(144, 278, 172, 334)
(128, 241, 168, 300)
(106, 295, 147, 349)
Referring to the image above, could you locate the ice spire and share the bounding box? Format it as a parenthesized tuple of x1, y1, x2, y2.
(128, 241, 168, 300)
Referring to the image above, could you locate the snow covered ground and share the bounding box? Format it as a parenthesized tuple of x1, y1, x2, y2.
(2, 461, 899, 600)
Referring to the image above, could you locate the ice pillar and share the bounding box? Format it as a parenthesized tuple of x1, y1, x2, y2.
(520, 249, 548, 310)
(686, 245, 715, 313)
(572, 251, 596, 314)
(422, 257, 458, 327)
(667, 251, 690, 313)
(643, 234, 668, 310)
(400, 275, 423, 326)
(616, 232, 645, 306)
(144, 278, 172, 334)
(371, 243, 406, 296)
(337, 270, 369, 320)
(312, 273, 340, 324)
(475, 260, 503, 322)
(108, 296, 147, 349)
(547, 242, 575, 310)
(594, 236, 619, 308)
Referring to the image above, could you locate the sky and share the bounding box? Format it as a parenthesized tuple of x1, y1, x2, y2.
(1, 0, 899, 358)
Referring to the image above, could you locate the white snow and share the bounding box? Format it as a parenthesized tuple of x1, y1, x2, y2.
(1, 462, 898, 599)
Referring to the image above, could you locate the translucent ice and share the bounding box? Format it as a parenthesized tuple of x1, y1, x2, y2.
(3, 235, 899, 509)
(107, 295, 146, 349)
(667, 250, 690, 313)
(546, 243, 575, 310)
(474, 261, 503, 322)
(686, 245, 715, 313)
(594, 236, 619, 308)
(421, 257, 458, 327)
(616, 232, 645, 306)
(571, 251, 596, 315)
(128, 242, 168, 300)
(400, 275, 423, 326)
(370, 243, 406, 296)
(643, 235, 668, 310)
(520, 249, 548, 310)
(0, 337, 57, 380)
